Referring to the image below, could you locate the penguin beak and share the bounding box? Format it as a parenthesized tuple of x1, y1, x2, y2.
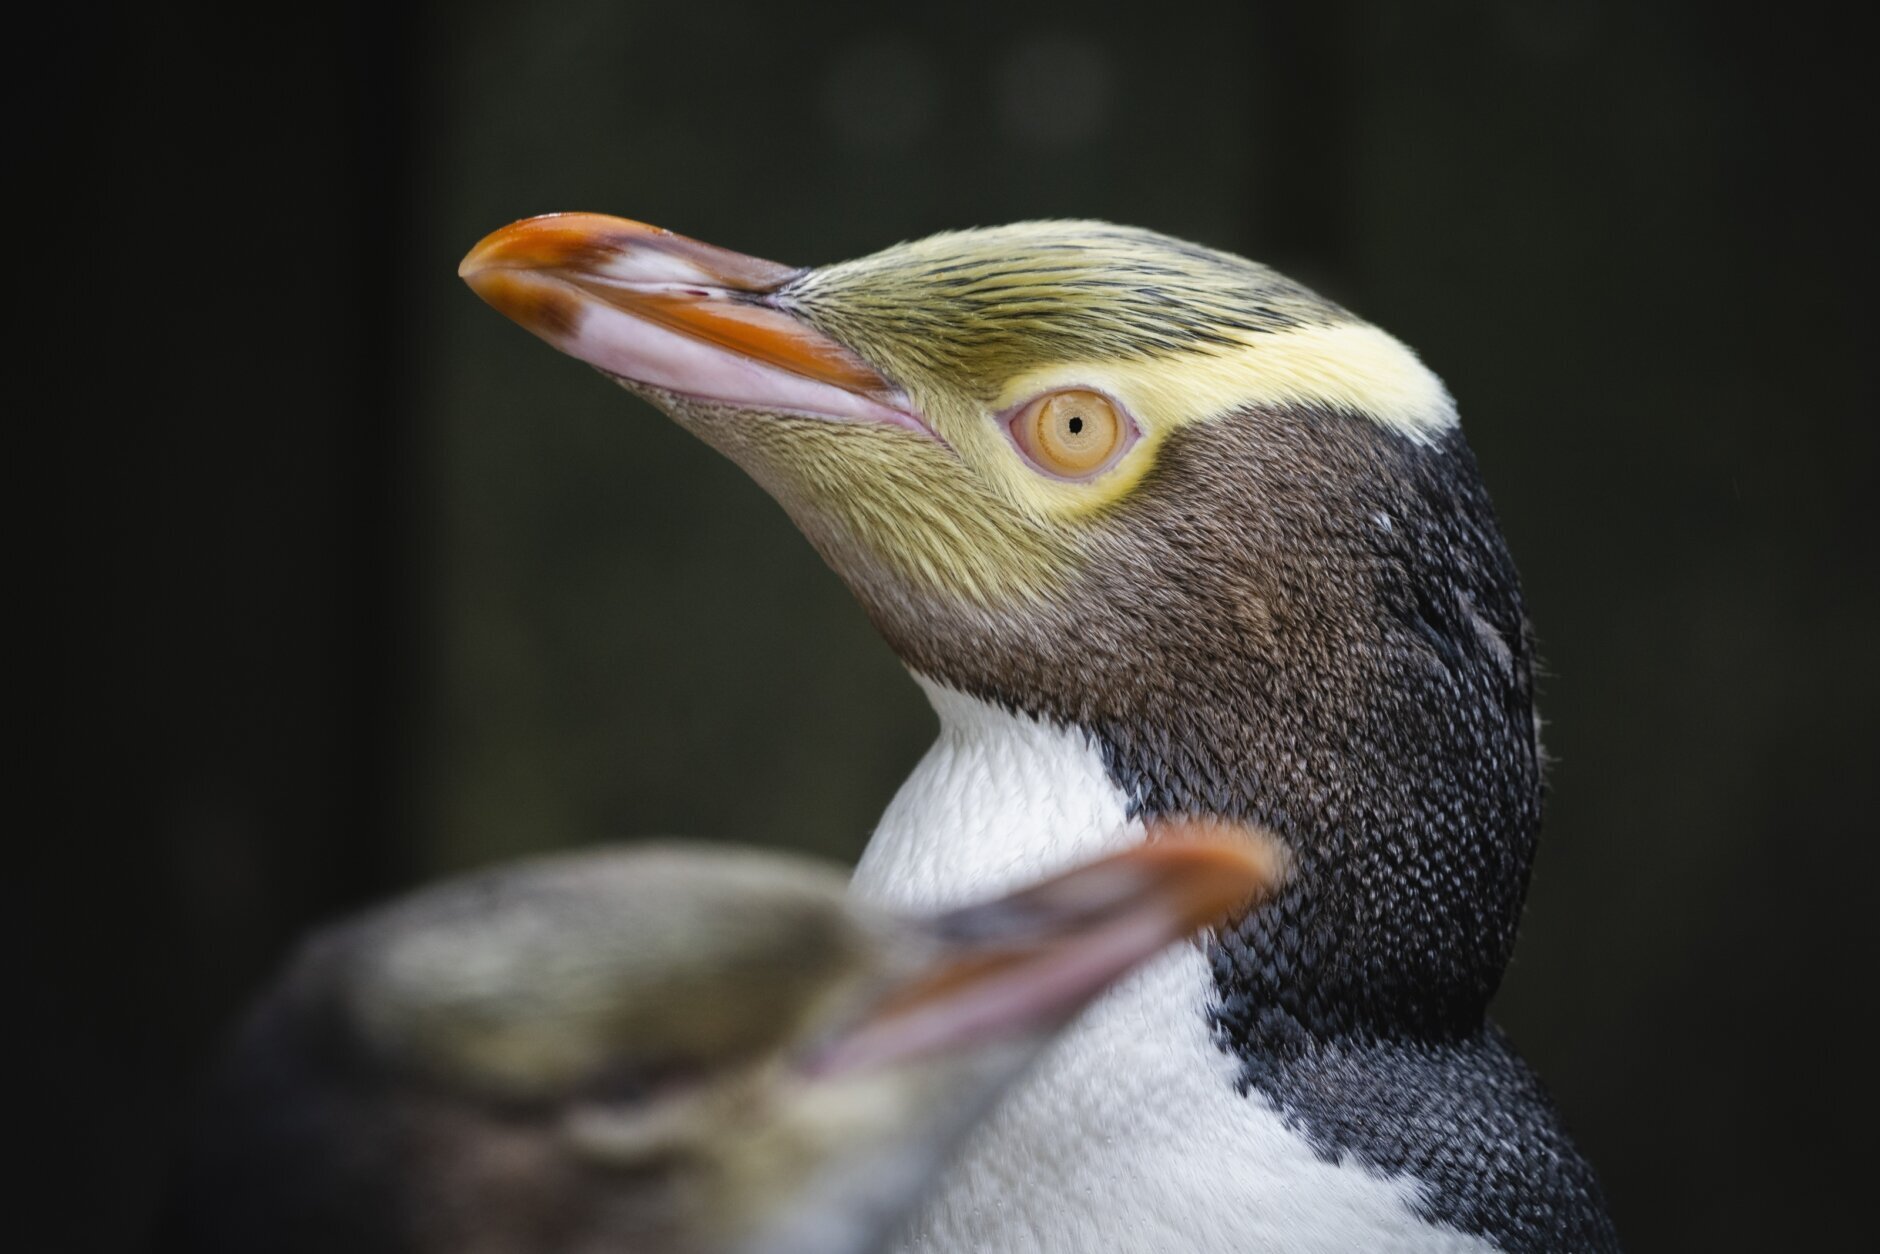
(460, 213, 923, 433)
(808, 830, 1284, 1077)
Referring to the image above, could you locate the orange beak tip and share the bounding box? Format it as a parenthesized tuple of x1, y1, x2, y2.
(1142, 819, 1292, 921)
(461, 268, 586, 343)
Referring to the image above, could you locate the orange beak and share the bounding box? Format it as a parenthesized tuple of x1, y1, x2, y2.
(460, 213, 920, 431)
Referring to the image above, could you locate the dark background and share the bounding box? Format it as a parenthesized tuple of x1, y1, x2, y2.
(42, 2, 1872, 1250)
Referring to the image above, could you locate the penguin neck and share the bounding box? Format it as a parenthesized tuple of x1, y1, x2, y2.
(854, 661, 1537, 1053)
(855, 680, 1538, 1254)
(1096, 673, 1538, 1047)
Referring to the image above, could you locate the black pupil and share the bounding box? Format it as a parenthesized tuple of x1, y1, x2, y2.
(1067, 415, 1085, 434)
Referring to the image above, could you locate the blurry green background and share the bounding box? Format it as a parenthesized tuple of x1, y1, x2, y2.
(46, 2, 1871, 1250)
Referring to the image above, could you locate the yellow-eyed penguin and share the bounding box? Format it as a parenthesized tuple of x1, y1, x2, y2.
(160, 835, 1276, 1254)
(459, 214, 1619, 1252)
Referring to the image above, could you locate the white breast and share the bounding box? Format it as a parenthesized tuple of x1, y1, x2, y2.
(851, 680, 1497, 1254)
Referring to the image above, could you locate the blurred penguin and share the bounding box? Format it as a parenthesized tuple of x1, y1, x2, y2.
(159, 832, 1279, 1254)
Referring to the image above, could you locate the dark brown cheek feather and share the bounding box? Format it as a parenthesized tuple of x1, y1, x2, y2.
(860, 406, 1541, 1049)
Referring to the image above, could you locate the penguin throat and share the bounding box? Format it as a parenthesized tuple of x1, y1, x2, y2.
(856, 671, 1538, 1050)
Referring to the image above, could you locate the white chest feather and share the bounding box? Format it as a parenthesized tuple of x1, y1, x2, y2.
(851, 682, 1496, 1254)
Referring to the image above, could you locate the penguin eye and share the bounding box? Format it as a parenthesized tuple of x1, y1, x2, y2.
(1007, 389, 1135, 480)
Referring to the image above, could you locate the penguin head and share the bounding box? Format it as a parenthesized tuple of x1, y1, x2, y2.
(462, 217, 1542, 1033)
(460, 216, 1451, 625)
(170, 837, 1278, 1254)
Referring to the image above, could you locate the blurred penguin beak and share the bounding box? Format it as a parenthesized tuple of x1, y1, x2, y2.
(809, 828, 1286, 1076)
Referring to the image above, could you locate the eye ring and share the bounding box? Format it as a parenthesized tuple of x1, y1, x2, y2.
(1003, 388, 1138, 481)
